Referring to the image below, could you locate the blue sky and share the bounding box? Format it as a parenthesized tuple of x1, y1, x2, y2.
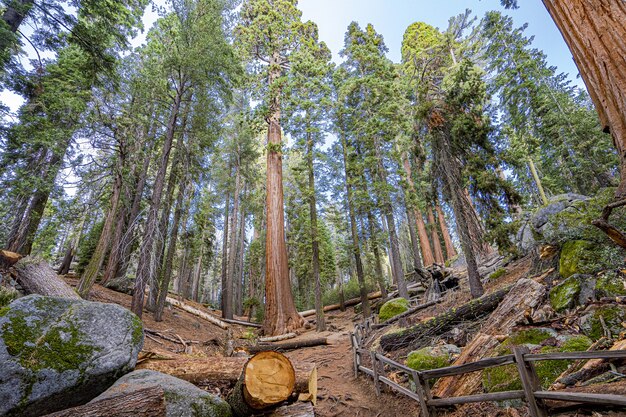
(299, 0, 583, 87)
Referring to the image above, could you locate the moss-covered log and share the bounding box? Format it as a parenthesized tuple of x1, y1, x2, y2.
(43, 386, 166, 417)
(226, 351, 295, 417)
(380, 287, 511, 352)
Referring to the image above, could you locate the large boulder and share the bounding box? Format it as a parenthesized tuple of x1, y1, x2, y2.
(378, 297, 409, 322)
(92, 370, 232, 417)
(0, 295, 143, 416)
(406, 345, 459, 371)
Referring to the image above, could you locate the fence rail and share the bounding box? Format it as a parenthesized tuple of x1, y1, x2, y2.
(351, 321, 626, 417)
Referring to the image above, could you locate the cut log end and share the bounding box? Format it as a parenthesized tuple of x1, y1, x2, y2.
(244, 351, 295, 409)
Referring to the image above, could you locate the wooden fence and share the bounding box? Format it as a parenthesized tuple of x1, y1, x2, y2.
(351, 321, 626, 417)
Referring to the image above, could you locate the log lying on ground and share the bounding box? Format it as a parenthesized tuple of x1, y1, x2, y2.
(248, 337, 329, 354)
(299, 291, 382, 317)
(432, 278, 546, 398)
(136, 357, 317, 403)
(552, 339, 626, 389)
(226, 351, 295, 417)
(372, 298, 443, 329)
(380, 286, 512, 352)
(222, 317, 262, 328)
(9, 256, 81, 299)
(43, 386, 166, 417)
(261, 402, 314, 417)
(165, 297, 229, 329)
(259, 333, 296, 343)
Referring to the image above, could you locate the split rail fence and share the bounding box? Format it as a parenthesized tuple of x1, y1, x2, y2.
(351, 320, 626, 417)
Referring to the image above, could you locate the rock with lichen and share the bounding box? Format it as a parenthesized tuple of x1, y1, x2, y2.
(92, 370, 232, 417)
(0, 295, 143, 416)
(378, 297, 409, 322)
(406, 345, 458, 371)
(579, 305, 626, 340)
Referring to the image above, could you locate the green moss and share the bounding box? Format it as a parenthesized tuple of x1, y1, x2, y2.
(379, 298, 409, 322)
(406, 347, 451, 371)
(549, 276, 581, 312)
(559, 240, 596, 278)
(503, 329, 553, 346)
(588, 306, 626, 340)
(595, 271, 626, 298)
(130, 314, 144, 347)
(489, 268, 507, 280)
(483, 364, 521, 392)
(0, 306, 9, 317)
(561, 335, 593, 351)
(191, 396, 233, 417)
(2, 306, 100, 373)
(0, 287, 18, 307)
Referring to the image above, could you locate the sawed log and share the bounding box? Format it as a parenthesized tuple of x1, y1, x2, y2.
(136, 356, 317, 403)
(43, 386, 166, 417)
(226, 351, 296, 417)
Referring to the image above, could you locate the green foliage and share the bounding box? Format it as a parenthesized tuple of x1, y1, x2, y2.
(0, 287, 18, 308)
(379, 298, 409, 322)
(489, 268, 507, 280)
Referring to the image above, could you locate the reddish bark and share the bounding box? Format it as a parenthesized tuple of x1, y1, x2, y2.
(427, 206, 445, 265)
(436, 203, 457, 260)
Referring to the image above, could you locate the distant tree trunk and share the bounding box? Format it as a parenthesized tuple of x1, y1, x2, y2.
(427, 206, 445, 265)
(57, 213, 87, 275)
(1, 0, 34, 33)
(225, 162, 242, 320)
(435, 135, 483, 298)
(541, 0, 626, 198)
(528, 156, 548, 205)
(366, 211, 388, 298)
(220, 189, 231, 313)
(306, 128, 325, 332)
(236, 204, 246, 315)
(463, 188, 492, 258)
(339, 127, 371, 318)
(263, 53, 304, 335)
(154, 180, 187, 321)
(131, 82, 185, 318)
(400, 153, 435, 266)
(374, 139, 407, 299)
(77, 156, 124, 298)
(436, 203, 457, 260)
(405, 207, 424, 272)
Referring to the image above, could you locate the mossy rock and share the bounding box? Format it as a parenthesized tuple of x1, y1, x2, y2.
(378, 297, 409, 322)
(581, 305, 626, 340)
(0, 295, 144, 416)
(502, 328, 555, 347)
(406, 346, 455, 371)
(550, 275, 582, 312)
(559, 240, 597, 278)
(595, 271, 626, 298)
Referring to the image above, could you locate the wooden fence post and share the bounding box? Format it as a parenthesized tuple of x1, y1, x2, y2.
(351, 333, 359, 378)
(370, 351, 381, 395)
(411, 370, 431, 417)
(513, 346, 547, 417)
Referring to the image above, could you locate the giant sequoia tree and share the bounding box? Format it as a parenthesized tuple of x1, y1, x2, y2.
(236, 0, 308, 335)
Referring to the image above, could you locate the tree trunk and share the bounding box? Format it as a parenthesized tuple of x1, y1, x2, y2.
(306, 129, 325, 332)
(77, 158, 124, 298)
(236, 204, 246, 315)
(541, 0, 626, 198)
(436, 203, 457, 260)
(248, 337, 329, 354)
(220, 188, 231, 312)
(10, 256, 80, 299)
(427, 206, 445, 265)
(339, 126, 370, 318)
(154, 181, 187, 321)
(1, 0, 34, 33)
(131, 84, 185, 318)
(263, 54, 304, 336)
(298, 290, 382, 317)
(405, 207, 424, 272)
(225, 163, 242, 319)
(379, 287, 510, 352)
(366, 211, 388, 298)
(165, 296, 229, 329)
(226, 351, 295, 417)
(137, 357, 317, 400)
(400, 153, 435, 266)
(43, 386, 166, 417)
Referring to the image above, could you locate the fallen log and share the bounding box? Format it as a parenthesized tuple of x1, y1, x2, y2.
(259, 333, 296, 343)
(165, 297, 229, 329)
(380, 286, 512, 352)
(222, 317, 262, 328)
(432, 278, 546, 398)
(550, 338, 613, 389)
(261, 401, 314, 417)
(553, 339, 626, 388)
(299, 291, 382, 317)
(226, 351, 295, 417)
(136, 357, 317, 403)
(248, 337, 329, 354)
(0, 250, 23, 268)
(10, 256, 80, 299)
(372, 298, 443, 328)
(43, 386, 166, 417)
